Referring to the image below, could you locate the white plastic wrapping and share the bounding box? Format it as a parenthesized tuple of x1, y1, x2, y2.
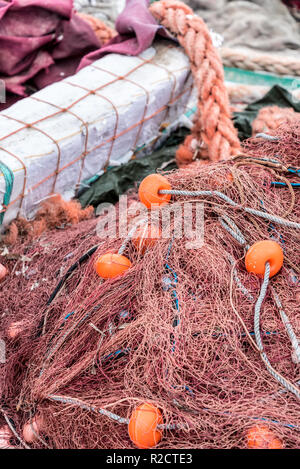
(0, 41, 193, 229)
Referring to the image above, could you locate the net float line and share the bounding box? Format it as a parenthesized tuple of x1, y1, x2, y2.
(0, 407, 30, 449)
(2, 127, 299, 448)
(158, 189, 300, 229)
(32, 163, 299, 436)
(141, 176, 300, 399)
(220, 47, 300, 77)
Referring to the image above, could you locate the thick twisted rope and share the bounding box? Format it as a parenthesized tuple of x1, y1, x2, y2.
(219, 214, 249, 248)
(221, 47, 300, 77)
(48, 394, 186, 430)
(272, 288, 300, 364)
(0, 407, 30, 449)
(47, 394, 300, 432)
(254, 264, 300, 400)
(77, 12, 117, 45)
(49, 395, 129, 424)
(159, 189, 300, 229)
(223, 216, 300, 391)
(255, 133, 280, 141)
(157, 188, 300, 398)
(221, 215, 300, 398)
(149, 0, 240, 166)
(118, 218, 148, 255)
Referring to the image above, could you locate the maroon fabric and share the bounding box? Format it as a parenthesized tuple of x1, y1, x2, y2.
(0, 0, 170, 111)
(4, 0, 73, 18)
(0, 0, 101, 98)
(77, 0, 171, 71)
(34, 12, 104, 89)
(283, 0, 300, 9)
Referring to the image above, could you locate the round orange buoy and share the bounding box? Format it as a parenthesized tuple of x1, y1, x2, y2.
(245, 240, 283, 278)
(23, 416, 43, 444)
(132, 224, 161, 253)
(138, 174, 171, 209)
(128, 403, 163, 449)
(95, 253, 132, 279)
(7, 320, 24, 340)
(247, 425, 283, 449)
(0, 263, 7, 281)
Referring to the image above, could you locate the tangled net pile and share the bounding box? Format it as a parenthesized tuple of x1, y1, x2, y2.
(0, 119, 299, 449)
(0, 0, 300, 451)
(3, 195, 94, 246)
(252, 106, 300, 136)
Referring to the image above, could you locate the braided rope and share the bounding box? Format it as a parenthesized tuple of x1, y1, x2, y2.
(47, 206, 300, 430)
(221, 47, 300, 77)
(255, 133, 280, 141)
(254, 264, 300, 400)
(227, 253, 254, 302)
(48, 395, 129, 424)
(48, 394, 186, 430)
(219, 213, 300, 398)
(118, 218, 148, 255)
(272, 288, 300, 364)
(77, 12, 117, 45)
(159, 189, 300, 229)
(219, 215, 249, 248)
(157, 188, 300, 398)
(0, 407, 30, 449)
(149, 0, 240, 166)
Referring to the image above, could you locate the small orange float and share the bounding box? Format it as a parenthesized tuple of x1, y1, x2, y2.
(95, 253, 132, 279)
(0, 263, 7, 281)
(23, 416, 43, 444)
(247, 424, 283, 449)
(132, 224, 161, 253)
(128, 403, 163, 449)
(138, 174, 171, 209)
(245, 240, 283, 278)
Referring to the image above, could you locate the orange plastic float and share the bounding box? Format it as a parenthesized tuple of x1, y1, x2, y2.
(23, 416, 44, 444)
(95, 253, 132, 279)
(128, 403, 163, 449)
(247, 425, 283, 449)
(138, 174, 171, 209)
(245, 240, 283, 278)
(132, 223, 161, 253)
(0, 263, 7, 281)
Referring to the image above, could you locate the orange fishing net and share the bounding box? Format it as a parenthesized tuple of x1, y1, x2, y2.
(0, 0, 299, 451)
(0, 120, 299, 449)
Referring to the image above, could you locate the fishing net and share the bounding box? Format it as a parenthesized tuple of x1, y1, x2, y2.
(0, 120, 299, 449)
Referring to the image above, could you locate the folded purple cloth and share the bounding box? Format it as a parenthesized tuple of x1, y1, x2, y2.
(0, 0, 100, 98)
(0, 0, 173, 110)
(77, 0, 170, 71)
